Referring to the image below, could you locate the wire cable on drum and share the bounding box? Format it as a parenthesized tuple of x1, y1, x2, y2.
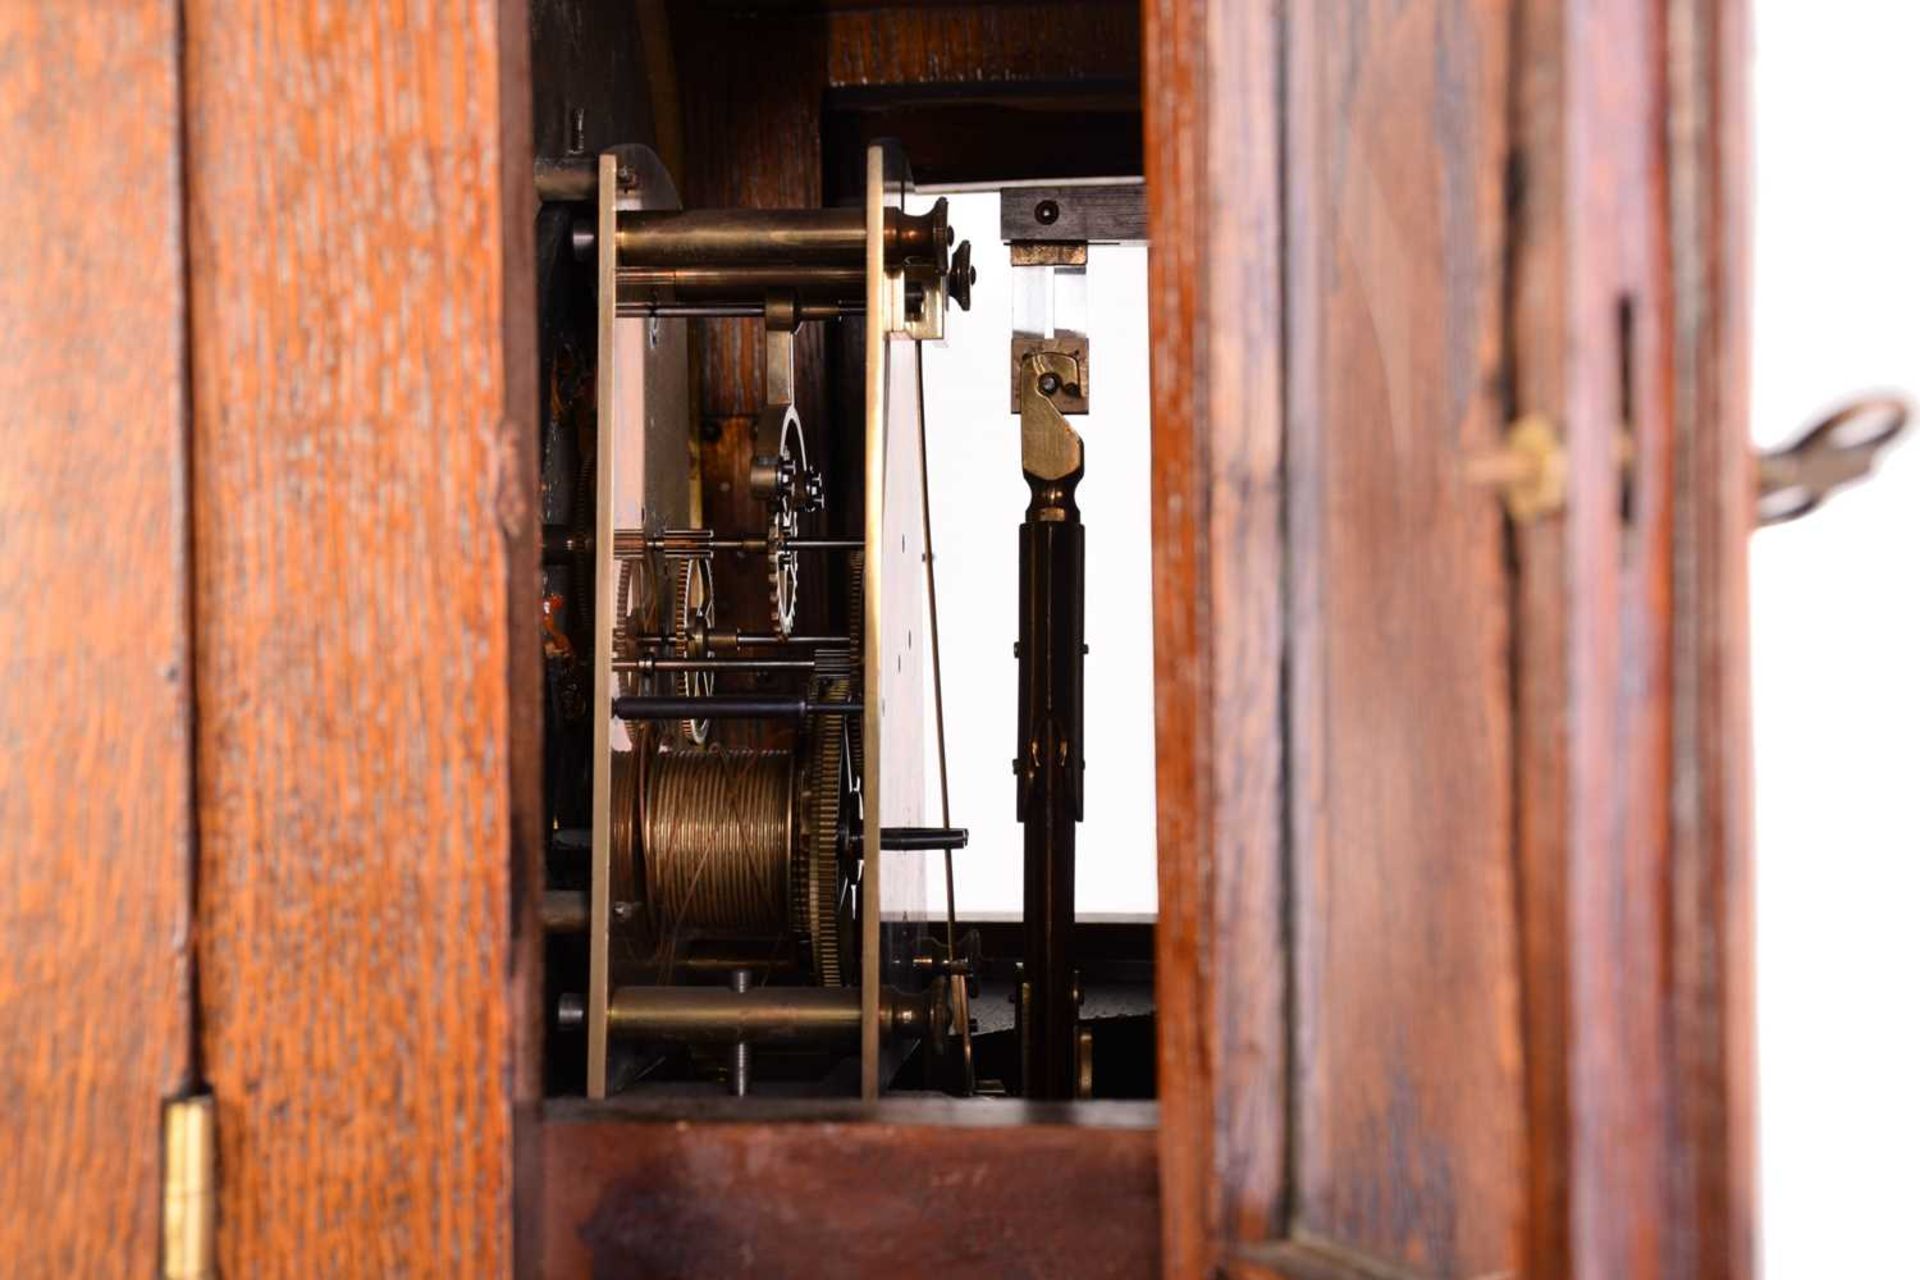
(644, 748, 794, 945)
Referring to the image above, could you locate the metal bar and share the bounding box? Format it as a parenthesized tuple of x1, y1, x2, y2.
(162, 1093, 215, 1280)
(534, 154, 597, 202)
(611, 695, 861, 721)
(998, 180, 1148, 244)
(612, 535, 863, 553)
(614, 206, 945, 270)
(614, 302, 861, 320)
(729, 970, 753, 1097)
(852, 825, 967, 855)
(618, 264, 866, 293)
(915, 340, 962, 970)
(618, 208, 867, 265)
(543, 890, 588, 934)
(610, 657, 817, 673)
(858, 145, 891, 1100)
(874, 827, 970, 852)
(562, 986, 861, 1045)
(586, 152, 621, 1098)
(622, 631, 850, 649)
(554, 984, 928, 1046)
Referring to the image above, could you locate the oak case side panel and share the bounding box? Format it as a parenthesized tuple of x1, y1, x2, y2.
(0, 5, 195, 1274)
(183, 2, 536, 1273)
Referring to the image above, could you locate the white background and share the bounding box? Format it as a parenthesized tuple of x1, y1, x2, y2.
(912, 189, 1159, 918)
(1752, 2, 1920, 1273)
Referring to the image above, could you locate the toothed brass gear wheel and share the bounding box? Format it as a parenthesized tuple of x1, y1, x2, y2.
(670, 556, 714, 745)
(768, 522, 799, 638)
(844, 551, 865, 783)
(752, 406, 818, 638)
(804, 647, 857, 985)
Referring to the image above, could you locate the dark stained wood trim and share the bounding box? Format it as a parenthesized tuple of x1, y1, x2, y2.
(1505, 0, 1680, 1274)
(1505, 0, 1575, 1273)
(0, 5, 195, 1271)
(502, 4, 546, 1279)
(1503, 0, 1754, 1274)
(1143, 3, 1214, 1276)
(183, 1, 535, 1270)
(1664, 0, 1755, 1275)
(540, 1100, 1159, 1278)
(1553, 2, 1678, 1274)
(1145, 0, 1286, 1274)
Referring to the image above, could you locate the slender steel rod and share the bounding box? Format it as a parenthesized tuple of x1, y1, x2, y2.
(915, 343, 960, 965)
(613, 536, 864, 553)
(625, 632, 848, 649)
(610, 657, 816, 673)
(612, 695, 861, 721)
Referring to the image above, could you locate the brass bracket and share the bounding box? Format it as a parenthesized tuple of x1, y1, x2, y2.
(1009, 334, 1089, 415)
(1019, 351, 1086, 482)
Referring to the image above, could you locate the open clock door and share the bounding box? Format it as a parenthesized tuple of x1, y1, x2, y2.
(1145, 0, 1755, 1277)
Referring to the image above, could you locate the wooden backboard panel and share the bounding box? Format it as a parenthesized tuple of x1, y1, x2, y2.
(0, 6, 194, 1273)
(182, 2, 536, 1272)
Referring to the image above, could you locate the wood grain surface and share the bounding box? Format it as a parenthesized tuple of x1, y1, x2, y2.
(1665, 0, 1756, 1274)
(1154, 0, 1752, 1274)
(1554, 2, 1677, 1275)
(823, 0, 1139, 86)
(182, 2, 536, 1274)
(0, 5, 194, 1275)
(540, 1099, 1159, 1278)
(1505, 1, 1577, 1274)
(1143, 0, 1286, 1274)
(1287, 1, 1528, 1275)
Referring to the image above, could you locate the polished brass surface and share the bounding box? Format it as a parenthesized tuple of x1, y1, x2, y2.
(1010, 242, 1089, 268)
(549, 141, 971, 1102)
(587, 149, 622, 1097)
(1018, 351, 1087, 484)
(560, 984, 930, 1047)
(162, 1094, 215, 1280)
(1008, 335, 1090, 415)
(615, 205, 948, 272)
